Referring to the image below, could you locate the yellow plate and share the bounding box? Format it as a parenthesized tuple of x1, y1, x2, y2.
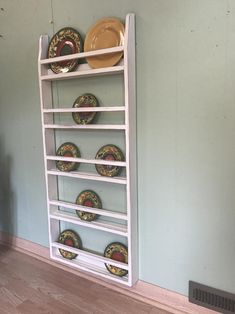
(84, 17, 124, 69)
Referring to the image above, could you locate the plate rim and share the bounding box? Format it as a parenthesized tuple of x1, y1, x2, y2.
(95, 144, 124, 177)
(56, 142, 80, 172)
(58, 229, 81, 260)
(47, 26, 83, 74)
(72, 93, 99, 125)
(76, 189, 102, 222)
(84, 17, 124, 68)
(104, 241, 128, 277)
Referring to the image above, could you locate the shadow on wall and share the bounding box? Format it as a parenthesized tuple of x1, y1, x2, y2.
(0, 136, 16, 253)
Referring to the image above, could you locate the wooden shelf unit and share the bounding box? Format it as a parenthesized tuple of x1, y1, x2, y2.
(38, 13, 137, 286)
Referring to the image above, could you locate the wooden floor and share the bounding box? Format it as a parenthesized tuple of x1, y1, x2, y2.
(0, 246, 171, 314)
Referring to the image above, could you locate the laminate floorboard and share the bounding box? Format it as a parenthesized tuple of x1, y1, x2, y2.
(0, 246, 171, 314)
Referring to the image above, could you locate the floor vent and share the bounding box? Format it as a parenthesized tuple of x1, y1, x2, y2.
(189, 281, 235, 313)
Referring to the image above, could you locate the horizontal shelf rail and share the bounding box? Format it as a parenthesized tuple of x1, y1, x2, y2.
(44, 124, 126, 130)
(49, 200, 127, 220)
(40, 65, 124, 81)
(51, 254, 129, 285)
(51, 242, 129, 270)
(46, 156, 126, 167)
(40, 46, 124, 64)
(50, 210, 127, 236)
(47, 169, 127, 184)
(43, 106, 125, 113)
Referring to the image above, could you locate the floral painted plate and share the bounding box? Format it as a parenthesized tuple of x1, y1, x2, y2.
(104, 242, 128, 277)
(84, 18, 124, 69)
(95, 144, 124, 177)
(56, 142, 80, 172)
(76, 190, 102, 222)
(58, 229, 81, 260)
(48, 27, 82, 74)
(72, 94, 99, 125)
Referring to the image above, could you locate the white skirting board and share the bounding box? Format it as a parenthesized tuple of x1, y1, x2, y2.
(0, 231, 216, 314)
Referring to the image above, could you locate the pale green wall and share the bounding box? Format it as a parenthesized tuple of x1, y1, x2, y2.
(1, 0, 235, 296)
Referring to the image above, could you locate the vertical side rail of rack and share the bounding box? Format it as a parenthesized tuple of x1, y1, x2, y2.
(124, 14, 138, 286)
(38, 35, 60, 256)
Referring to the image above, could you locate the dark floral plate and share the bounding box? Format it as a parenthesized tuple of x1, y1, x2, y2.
(56, 142, 80, 172)
(95, 144, 124, 177)
(104, 242, 128, 277)
(58, 229, 81, 260)
(76, 190, 102, 222)
(48, 27, 82, 74)
(72, 94, 99, 125)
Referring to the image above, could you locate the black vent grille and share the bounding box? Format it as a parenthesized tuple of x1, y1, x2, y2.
(189, 281, 235, 313)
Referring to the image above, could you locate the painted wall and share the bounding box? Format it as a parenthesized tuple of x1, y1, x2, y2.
(1, 0, 235, 296)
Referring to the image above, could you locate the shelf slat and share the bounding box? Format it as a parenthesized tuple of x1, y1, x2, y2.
(51, 254, 129, 285)
(49, 200, 127, 221)
(50, 210, 127, 236)
(44, 124, 126, 130)
(51, 242, 129, 270)
(40, 65, 124, 81)
(43, 106, 125, 113)
(47, 169, 127, 184)
(46, 156, 126, 167)
(40, 46, 124, 64)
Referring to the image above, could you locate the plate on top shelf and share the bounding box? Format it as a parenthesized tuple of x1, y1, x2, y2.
(72, 94, 99, 125)
(84, 17, 124, 69)
(76, 190, 102, 222)
(58, 229, 81, 260)
(104, 242, 128, 277)
(95, 144, 124, 177)
(56, 142, 80, 172)
(47, 27, 82, 74)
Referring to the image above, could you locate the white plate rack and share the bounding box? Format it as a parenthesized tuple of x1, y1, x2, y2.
(38, 13, 137, 286)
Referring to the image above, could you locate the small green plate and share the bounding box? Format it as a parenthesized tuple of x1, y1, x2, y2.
(56, 142, 80, 172)
(95, 144, 124, 177)
(104, 242, 128, 277)
(76, 190, 102, 222)
(58, 229, 81, 260)
(72, 94, 99, 125)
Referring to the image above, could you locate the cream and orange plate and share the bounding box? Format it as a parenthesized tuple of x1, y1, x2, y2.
(84, 17, 125, 69)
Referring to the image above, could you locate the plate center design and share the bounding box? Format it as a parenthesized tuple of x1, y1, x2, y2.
(84, 199, 93, 207)
(64, 238, 74, 246)
(111, 251, 125, 262)
(59, 40, 74, 56)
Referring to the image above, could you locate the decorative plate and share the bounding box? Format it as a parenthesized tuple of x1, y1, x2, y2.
(104, 242, 128, 277)
(56, 142, 80, 172)
(95, 144, 124, 177)
(84, 18, 124, 69)
(48, 27, 82, 74)
(72, 94, 99, 125)
(76, 190, 102, 222)
(58, 229, 81, 260)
